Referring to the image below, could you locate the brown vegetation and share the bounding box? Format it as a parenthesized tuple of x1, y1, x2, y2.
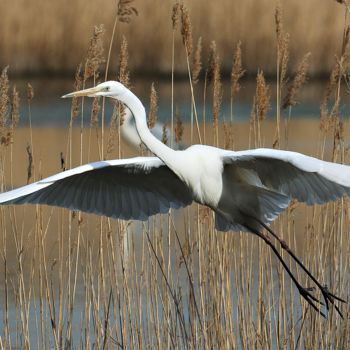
(0, 0, 348, 76)
(1, 0, 350, 348)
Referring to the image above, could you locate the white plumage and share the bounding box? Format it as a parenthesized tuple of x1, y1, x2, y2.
(0, 80, 347, 317)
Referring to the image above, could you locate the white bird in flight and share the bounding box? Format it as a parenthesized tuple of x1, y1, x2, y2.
(0, 81, 347, 317)
(120, 106, 183, 152)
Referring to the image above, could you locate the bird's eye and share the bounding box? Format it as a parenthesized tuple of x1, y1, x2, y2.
(102, 86, 110, 92)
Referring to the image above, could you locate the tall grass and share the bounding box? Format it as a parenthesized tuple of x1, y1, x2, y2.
(1, 1, 350, 349)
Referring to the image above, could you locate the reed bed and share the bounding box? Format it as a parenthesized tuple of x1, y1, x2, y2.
(0, 0, 348, 76)
(1, 1, 350, 349)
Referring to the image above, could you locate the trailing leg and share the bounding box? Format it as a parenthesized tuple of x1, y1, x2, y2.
(245, 223, 327, 317)
(259, 221, 345, 318)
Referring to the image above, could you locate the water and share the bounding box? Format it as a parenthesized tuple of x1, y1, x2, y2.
(11, 76, 350, 127)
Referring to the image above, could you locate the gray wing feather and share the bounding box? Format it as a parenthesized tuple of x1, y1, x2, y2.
(0, 157, 193, 220)
(223, 148, 350, 205)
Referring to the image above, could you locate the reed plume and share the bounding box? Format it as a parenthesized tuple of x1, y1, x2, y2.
(0, 66, 9, 139)
(83, 24, 105, 82)
(275, 1, 283, 59)
(6, 86, 20, 146)
(320, 27, 350, 132)
(117, 0, 138, 23)
(175, 107, 184, 145)
(27, 83, 34, 101)
(249, 71, 270, 147)
(256, 71, 270, 121)
(117, 36, 130, 127)
(230, 40, 245, 145)
(118, 35, 130, 89)
(180, 4, 193, 57)
(231, 41, 245, 98)
(320, 65, 339, 131)
(148, 83, 158, 130)
(283, 52, 311, 109)
(90, 97, 100, 127)
(206, 43, 216, 85)
(161, 124, 168, 145)
(192, 37, 202, 85)
(280, 33, 290, 89)
(172, 1, 180, 30)
(106, 106, 118, 157)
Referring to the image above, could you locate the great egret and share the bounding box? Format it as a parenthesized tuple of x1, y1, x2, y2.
(0, 81, 348, 317)
(120, 106, 183, 152)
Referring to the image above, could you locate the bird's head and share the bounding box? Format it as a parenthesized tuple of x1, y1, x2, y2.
(62, 81, 127, 99)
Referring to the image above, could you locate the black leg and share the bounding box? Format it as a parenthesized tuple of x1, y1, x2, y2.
(245, 223, 332, 318)
(259, 221, 346, 318)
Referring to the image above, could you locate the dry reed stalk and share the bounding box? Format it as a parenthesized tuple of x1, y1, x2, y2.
(26, 82, 35, 181)
(66, 63, 83, 170)
(106, 104, 119, 157)
(147, 83, 158, 130)
(83, 25, 105, 163)
(230, 41, 245, 149)
(171, 1, 181, 148)
(179, 4, 202, 145)
(274, 1, 289, 149)
(223, 118, 232, 150)
(115, 36, 130, 158)
(249, 97, 256, 148)
(71, 64, 83, 123)
(209, 41, 222, 147)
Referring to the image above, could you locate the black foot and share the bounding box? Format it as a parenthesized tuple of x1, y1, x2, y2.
(320, 285, 346, 319)
(298, 285, 326, 317)
(298, 284, 346, 319)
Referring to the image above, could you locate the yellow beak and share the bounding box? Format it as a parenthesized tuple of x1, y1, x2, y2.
(61, 86, 102, 98)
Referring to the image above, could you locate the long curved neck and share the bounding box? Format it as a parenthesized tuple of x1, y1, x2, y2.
(119, 88, 177, 165)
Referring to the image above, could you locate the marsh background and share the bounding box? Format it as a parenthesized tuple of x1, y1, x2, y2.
(0, 0, 350, 349)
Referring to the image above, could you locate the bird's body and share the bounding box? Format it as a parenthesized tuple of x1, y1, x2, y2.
(0, 80, 347, 317)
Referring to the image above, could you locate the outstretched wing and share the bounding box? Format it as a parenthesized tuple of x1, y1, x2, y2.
(222, 148, 350, 205)
(0, 157, 193, 220)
